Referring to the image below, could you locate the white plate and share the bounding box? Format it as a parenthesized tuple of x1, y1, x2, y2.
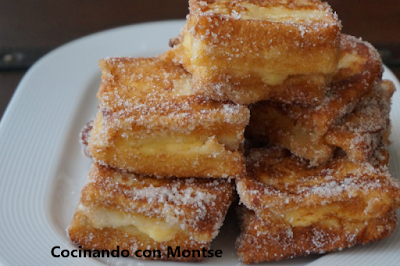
(0, 20, 400, 266)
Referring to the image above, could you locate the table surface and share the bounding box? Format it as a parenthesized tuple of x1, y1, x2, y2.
(1, 0, 399, 120)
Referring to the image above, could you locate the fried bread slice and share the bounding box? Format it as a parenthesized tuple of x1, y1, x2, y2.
(68, 163, 235, 262)
(236, 206, 397, 264)
(246, 36, 385, 165)
(325, 80, 395, 162)
(166, 0, 341, 104)
(88, 57, 249, 178)
(235, 146, 400, 263)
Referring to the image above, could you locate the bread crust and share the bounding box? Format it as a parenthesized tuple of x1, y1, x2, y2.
(236, 207, 397, 264)
(169, 0, 341, 104)
(68, 163, 236, 261)
(235, 146, 400, 263)
(325, 80, 395, 162)
(237, 146, 399, 221)
(245, 35, 386, 165)
(88, 57, 249, 178)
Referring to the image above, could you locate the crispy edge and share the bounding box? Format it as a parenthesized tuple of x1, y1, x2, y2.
(79, 163, 236, 236)
(88, 111, 247, 178)
(235, 206, 397, 264)
(236, 146, 400, 220)
(68, 210, 209, 262)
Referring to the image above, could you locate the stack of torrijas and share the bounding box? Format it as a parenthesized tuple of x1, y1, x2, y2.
(68, 54, 248, 261)
(68, 0, 400, 264)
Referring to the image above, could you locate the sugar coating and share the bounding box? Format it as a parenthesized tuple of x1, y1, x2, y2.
(98, 58, 248, 133)
(235, 146, 400, 263)
(70, 209, 211, 262)
(325, 80, 395, 162)
(245, 35, 385, 165)
(237, 146, 400, 226)
(88, 57, 249, 178)
(69, 163, 236, 261)
(236, 206, 397, 263)
(272, 35, 382, 134)
(168, 0, 341, 104)
(239, 146, 399, 209)
(195, 0, 339, 24)
(330, 80, 393, 133)
(82, 163, 235, 235)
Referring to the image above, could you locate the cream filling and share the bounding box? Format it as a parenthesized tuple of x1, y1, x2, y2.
(209, 1, 326, 22)
(121, 137, 218, 154)
(183, 31, 194, 60)
(118, 130, 240, 152)
(172, 76, 193, 96)
(246, 69, 289, 86)
(337, 53, 363, 70)
(283, 203, 371, 228)
(183, 32, 296, 86)
(79, 204, 181, 242)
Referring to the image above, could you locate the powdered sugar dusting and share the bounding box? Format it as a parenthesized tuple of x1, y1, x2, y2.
(97, 57, 249, 134)
(83, 164, 235, 235)
(238, 146, 400, 217)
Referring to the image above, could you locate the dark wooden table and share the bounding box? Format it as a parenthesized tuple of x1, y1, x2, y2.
(1, 0, 399, 120)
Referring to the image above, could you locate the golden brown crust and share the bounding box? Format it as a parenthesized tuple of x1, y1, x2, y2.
(187, 0, 341, 75)
(236, 207, 397, 264)
(245, 35, 385, 165)
(68, 163, 236, 261)
(190, 70, 330, 105)
(235, 146, 400, 263)
(69, 211, 209, 262)
(237, 146, 400, 222)
(325, 80, 395, 162)
(88, 57, 249, 178)
(168, 0, 341, 104)
(283, 35, 383, 134)
(82, 163, 235, 234)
